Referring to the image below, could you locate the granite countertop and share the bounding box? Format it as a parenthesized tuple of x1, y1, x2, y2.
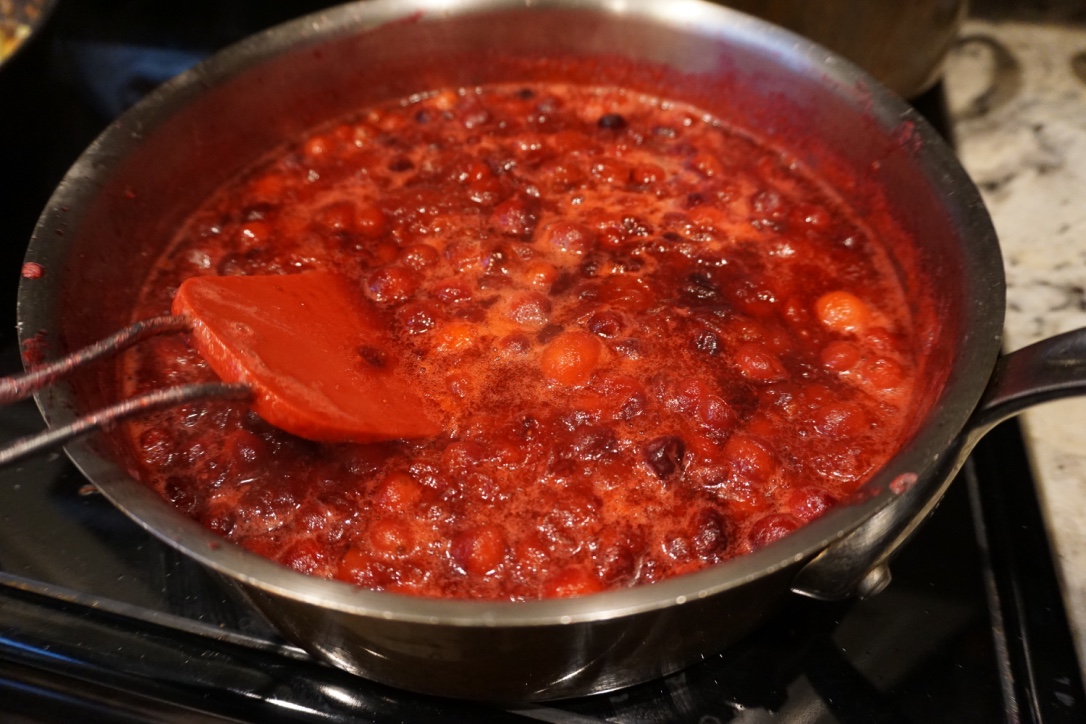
(945, 16, 1086, 676)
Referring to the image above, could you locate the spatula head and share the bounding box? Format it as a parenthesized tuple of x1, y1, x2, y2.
(172, 271, 441, 443)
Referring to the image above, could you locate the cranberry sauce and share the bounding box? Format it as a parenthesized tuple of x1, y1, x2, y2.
(123, 83, 921, 600)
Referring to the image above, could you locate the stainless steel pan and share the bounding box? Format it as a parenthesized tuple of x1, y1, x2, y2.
(16, 0, 1086, 701)
(718, 0, 967, 98)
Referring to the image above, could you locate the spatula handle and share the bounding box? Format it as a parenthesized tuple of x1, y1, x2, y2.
(0, 382, 250, 467)
(0, 315, 190, 405)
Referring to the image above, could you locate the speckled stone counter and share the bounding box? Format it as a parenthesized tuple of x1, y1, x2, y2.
(945, 18, 1086, 674)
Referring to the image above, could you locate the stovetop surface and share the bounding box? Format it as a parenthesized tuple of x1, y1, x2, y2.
(0, 2, 1083, 721)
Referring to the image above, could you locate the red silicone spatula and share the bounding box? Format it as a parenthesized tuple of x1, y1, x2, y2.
(0, 271, 441, 464)
(172, 271, 441, 443)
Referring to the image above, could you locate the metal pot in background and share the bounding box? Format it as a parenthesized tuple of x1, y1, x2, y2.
(718, 0, 968, 97)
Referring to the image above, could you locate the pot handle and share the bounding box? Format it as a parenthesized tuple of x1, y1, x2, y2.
(790, 326, 1086, 601)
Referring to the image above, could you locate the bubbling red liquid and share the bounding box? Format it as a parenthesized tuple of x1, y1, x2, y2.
(124, 83, 922, 600)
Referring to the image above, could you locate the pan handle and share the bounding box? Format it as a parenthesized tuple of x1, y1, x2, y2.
(790, 326, 1086, 601)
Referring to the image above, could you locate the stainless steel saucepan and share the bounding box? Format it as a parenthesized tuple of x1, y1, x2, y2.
(717, 0, 967, 98)
(15, 0, 1086, 701)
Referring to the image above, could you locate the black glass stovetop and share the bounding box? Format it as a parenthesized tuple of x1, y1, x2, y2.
(0, 2, 1083, 722)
